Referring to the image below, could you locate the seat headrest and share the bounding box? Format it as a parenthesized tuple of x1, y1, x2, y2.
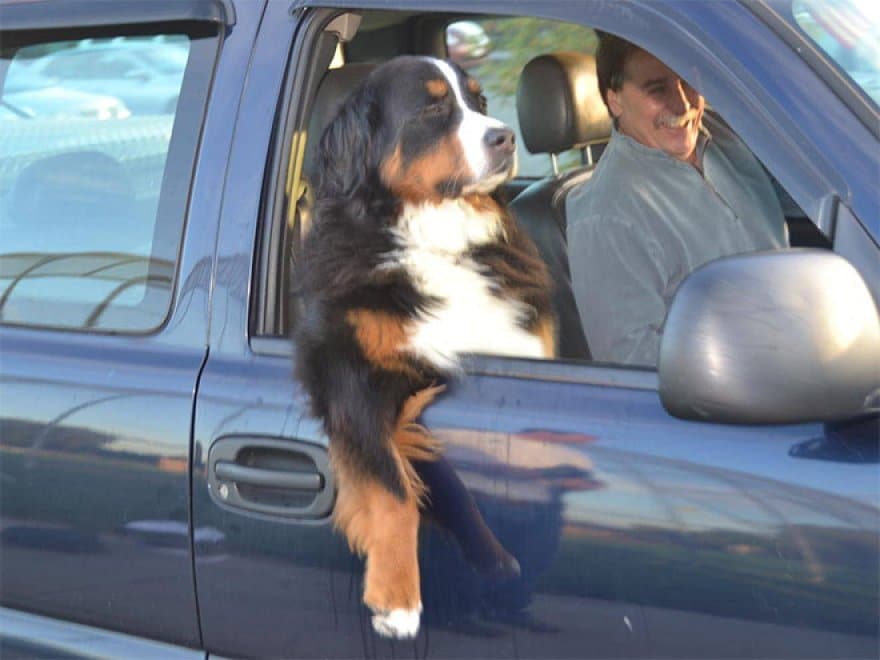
(303, 63, 377, 179)
(9, 150, 134, 225)
(516, 52, 612, 155)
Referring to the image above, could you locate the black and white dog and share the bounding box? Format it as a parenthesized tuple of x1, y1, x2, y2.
(293, 56, 555, 639)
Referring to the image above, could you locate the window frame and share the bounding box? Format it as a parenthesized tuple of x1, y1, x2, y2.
(249, 7, 343, 341)
(251, 0, 863, 381)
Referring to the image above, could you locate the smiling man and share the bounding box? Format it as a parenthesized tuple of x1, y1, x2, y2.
(566, 33, 788, 367)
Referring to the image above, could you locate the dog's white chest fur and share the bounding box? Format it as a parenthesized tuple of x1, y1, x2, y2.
(388, 200, 545, 369)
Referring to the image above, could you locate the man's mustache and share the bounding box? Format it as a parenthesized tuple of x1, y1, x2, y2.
(655, 108, 701, 129)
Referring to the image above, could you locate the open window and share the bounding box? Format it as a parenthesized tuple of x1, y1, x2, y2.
(251, 6, 839, 374)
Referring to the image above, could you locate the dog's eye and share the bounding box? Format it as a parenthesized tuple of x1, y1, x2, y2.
(423, 101, 447, 117)
(476, 93, 488, 115)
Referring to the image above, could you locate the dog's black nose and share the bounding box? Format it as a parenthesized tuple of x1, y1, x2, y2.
(484, 127, 515, 154)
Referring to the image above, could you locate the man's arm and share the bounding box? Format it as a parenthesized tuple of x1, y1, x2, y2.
(567, 214, 669, 367)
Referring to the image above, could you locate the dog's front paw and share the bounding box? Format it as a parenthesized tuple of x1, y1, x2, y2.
(464, 538, 522, 581)
(481, 552, 521, 581)
(371, 604, 422, 639)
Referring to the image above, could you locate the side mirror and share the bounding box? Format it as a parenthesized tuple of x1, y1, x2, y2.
(659, 249, 880, 424)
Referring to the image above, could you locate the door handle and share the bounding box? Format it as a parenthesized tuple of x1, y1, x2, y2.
(207, 436, 334, 519)
(214, 462, 323, 491)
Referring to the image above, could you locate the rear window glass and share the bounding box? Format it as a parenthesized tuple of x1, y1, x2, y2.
(0, 29, 213, 332)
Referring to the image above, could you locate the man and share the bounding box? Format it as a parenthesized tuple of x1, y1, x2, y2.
(566, 34, 787, 366)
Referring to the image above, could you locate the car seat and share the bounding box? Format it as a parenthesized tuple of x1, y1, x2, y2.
(291, 62, 377, 255)
(510, 52, 612, 360)
(302, 62, 377, 183)
(8, 150, 135, 228)
(5, 150, 140, 258)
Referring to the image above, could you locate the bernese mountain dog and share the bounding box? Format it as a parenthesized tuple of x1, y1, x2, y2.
(293, 55, 555, 639)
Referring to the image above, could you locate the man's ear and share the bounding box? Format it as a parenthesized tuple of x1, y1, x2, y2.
(606, 88, 623, 120)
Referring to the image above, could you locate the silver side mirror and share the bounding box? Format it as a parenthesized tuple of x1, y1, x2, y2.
(659, 249, 880, 424)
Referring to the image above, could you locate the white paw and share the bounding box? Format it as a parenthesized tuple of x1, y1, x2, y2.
(371, 604, 422, 639)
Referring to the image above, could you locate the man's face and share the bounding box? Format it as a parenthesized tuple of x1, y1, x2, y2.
(606, 49, 705, 164)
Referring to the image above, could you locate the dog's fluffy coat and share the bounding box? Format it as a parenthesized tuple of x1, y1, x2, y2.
(293, 56, 555, 639)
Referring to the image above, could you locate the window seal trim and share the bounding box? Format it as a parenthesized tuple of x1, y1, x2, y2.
(250, 336, 658, 391)
(251, 7, 346, 338)
(0, 0, 235, 30)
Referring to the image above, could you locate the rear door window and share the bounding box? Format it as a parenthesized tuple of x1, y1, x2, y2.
(0, 28, 213, 332)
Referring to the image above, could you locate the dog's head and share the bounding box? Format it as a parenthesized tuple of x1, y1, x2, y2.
(316, 56, 517, 205)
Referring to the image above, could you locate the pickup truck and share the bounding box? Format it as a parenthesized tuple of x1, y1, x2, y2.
(1, 1, 878, 658)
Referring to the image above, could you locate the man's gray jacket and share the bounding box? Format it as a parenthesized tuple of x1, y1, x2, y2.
(566, 114, 787, 367)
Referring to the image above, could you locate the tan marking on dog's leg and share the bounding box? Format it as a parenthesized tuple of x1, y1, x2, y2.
(536, 314, 557, 359)
(332, 460, 422, 638)
(329, 386, 444, 638)
(361, 481, 421, 635)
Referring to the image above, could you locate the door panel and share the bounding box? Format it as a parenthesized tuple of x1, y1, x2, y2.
(190, 0, 878, 655)
(0, 330, 204, 646)
(193, 350, 878, 658)
(419, 369, 877, 658)
(0, 5, 223, 645)
(0, 606, 204, 659)
(193, 354, 358, 657)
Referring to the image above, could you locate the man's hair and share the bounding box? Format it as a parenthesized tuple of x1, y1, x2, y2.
(595, 31, 642, 114)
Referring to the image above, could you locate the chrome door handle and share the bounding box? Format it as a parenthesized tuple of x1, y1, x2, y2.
(214, 462, 323, 491)
(207, 436, 334, 519)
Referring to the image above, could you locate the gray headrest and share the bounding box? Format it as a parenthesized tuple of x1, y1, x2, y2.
(516, 52, 612, 155)
(9, 151, 134, 224)
(304, 63, 377, 179)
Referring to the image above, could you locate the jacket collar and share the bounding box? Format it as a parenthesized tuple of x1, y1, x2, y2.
(609, 122, 712, 170)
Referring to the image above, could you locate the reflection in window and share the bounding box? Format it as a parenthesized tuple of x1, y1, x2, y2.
(0, 35, 190, 331)
(792, 0, 880, 106)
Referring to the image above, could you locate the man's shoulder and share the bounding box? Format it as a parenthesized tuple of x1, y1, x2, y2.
(567, 141, 639, 211)
(566, 164, 631, 222)
(566, 170, 648, 238)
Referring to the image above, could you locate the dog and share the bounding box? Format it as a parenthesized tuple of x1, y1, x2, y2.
(293, 55, 555, 639)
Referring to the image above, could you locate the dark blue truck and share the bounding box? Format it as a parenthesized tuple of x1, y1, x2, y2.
(1, 1, 878, 658)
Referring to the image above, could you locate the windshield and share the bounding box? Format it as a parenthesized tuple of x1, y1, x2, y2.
(791, 0, 880, 107)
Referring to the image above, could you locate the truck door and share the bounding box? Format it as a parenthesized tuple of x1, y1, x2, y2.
(0, 0, 237, 650)
(191, 3, 878, 659)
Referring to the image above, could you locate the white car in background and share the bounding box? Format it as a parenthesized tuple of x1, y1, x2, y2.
(2, 85, 130, 120)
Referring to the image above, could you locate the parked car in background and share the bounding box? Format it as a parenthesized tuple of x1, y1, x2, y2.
(446, 20, 492, 69)
(6, 36, 187, 115)
(1, 0, 878, 658)
(2, 86, 130, 120)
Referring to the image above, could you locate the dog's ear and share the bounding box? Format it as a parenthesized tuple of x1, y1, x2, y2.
(315, 85, 377, 201)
